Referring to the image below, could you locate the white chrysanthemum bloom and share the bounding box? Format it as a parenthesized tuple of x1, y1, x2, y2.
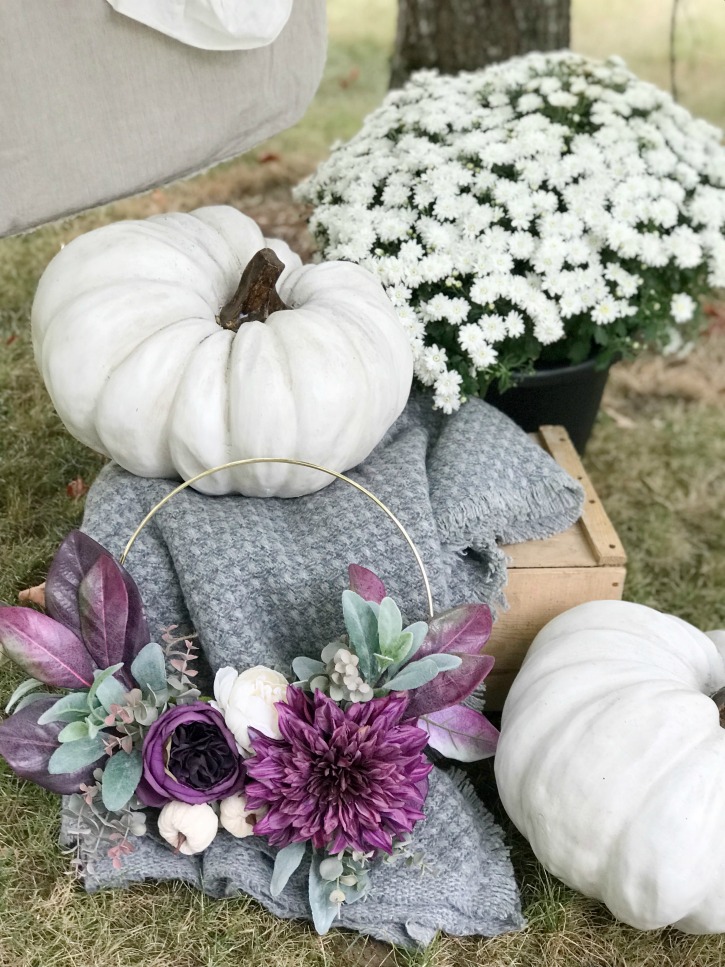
(671, 292, 696, 324)
(212, 666, 289, 755)
(297, 50, 721, 409)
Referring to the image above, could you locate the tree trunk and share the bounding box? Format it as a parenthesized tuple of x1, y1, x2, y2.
(390, 0, 571, 88)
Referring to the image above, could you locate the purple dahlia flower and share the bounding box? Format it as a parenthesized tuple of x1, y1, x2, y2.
(137, 702, 245, 808)
(245, 687, 432, 854)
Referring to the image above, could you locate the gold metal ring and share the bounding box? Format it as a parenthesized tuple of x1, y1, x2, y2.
(120, 457, 434, 617)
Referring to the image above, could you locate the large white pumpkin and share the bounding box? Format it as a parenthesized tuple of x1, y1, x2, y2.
(31, 206, 413, 497)
(495, 600, 725, 934)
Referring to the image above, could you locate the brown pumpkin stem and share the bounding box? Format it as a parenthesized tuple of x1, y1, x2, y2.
(712, 687, 725, 728)
(218, 248, 289, 332)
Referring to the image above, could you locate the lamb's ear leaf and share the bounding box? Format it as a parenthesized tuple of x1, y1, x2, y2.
(419, 705, 499, 762)
(377, 597, 403, 652)
(101, 749, 143, 812)
(37, 691, 90, 725)
(5, 678, 45, 714)
(383, 657, 440, 691)
(416, 604, 493, 659)
(308, 853, 339, 935)
(130, 642, 167, 694)
(45, 530, 149, 671)
(404, 653, 495, 719)
(347, 564, 386, 605)
(341, 591, 378, 682)
(270, 841, 307, 897)
(48, 733, 107, 775)
(0, 607, 94, 688)
(0, 696, 99, 794)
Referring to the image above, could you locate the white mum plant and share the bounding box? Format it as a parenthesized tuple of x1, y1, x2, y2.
(297, 51, 725, 413)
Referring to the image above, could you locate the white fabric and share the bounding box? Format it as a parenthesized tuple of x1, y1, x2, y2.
(106, 0, 293, 50)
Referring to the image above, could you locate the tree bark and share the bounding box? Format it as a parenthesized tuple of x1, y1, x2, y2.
(390, 0, 571, 88)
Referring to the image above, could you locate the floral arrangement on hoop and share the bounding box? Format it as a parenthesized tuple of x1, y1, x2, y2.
(297, 51, 725, 412)
(0, 532, 497, 934)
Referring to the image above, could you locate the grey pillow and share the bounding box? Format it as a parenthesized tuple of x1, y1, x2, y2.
(0, 0, 326, 237)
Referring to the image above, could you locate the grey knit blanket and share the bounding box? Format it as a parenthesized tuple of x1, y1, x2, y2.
(70, 391, 583, 946)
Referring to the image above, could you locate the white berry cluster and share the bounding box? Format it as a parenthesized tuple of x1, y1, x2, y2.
(315, 642, 374, 703)
(297, 51, 725, 412)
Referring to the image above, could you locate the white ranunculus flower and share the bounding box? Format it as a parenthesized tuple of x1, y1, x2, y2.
(212, 665, 289, 755)
(158, 801, 218, 855)
(219, 795, 268, 839)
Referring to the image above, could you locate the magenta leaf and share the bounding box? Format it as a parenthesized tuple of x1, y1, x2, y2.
(45, 530, 149, 670)
(0, 696, 101, 794)
(403, 653, 495, 719)
(0, 607, 95, 688)
(348, 564, 386, 604)
(419, 705, 499, 762)
(416, 604, 493, 659)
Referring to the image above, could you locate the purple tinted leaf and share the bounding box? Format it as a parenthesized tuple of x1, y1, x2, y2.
(79, 557, 135, 687)
(348, 564, 386, 604)
(45, 530, 149, 669)
(419, 705, 499, 762)
(0, 607, 94, 688)
(404, 653, 495, 719)
(416, 604, 493, 659)
(0, 696, 101, 794)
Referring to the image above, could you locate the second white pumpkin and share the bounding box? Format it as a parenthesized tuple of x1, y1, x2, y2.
(31, 206, 413, 497)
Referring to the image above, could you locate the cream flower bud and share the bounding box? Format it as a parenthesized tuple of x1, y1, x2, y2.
(157, 801, 218, 855)
(219, 794, 267, 839)
(212, 665, 289, 755)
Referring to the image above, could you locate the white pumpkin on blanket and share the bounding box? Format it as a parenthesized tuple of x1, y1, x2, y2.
(31, 206, 412, 497)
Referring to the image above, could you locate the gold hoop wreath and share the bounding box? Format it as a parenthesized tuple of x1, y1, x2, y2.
(119, 457, 435, 618)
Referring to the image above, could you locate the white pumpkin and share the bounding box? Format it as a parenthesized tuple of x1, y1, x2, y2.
(31, 206, 413, 497)
(495, 600, 725, 934)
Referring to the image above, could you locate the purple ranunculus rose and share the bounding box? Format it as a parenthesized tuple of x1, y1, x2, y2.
(136, 702, 245, 808)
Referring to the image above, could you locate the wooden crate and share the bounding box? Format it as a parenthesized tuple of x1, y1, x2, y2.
(485, 425, 627, 711)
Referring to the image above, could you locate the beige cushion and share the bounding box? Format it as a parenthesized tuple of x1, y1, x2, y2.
(0, 0, 326, 237)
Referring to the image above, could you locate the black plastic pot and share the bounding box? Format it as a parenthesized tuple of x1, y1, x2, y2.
(484, 357, 610, 454)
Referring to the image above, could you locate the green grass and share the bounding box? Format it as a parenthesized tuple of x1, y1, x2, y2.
(2, 2, 725, 965)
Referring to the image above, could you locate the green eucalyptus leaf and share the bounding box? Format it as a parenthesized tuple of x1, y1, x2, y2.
(341, 590, 378, 682)
(292, 657, 327, 682)
(383, 658, 442, 691)
(95, 674, 128, 712)
(57, 720, 91, 743)
(37, 691, 91, 724)
(48, 734, 106, 774)
(377, 597, 403, 652)
(270, 841, 307, 897)
(4, 678, 44, 714)
(130, 642, 167, 694)
(101, 749, 143, 812)
(308, 853, 339, 935)
(319, 857, 344, 881)
(88, 664, 124, 705)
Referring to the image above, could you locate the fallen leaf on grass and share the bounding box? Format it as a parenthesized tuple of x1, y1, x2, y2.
(339, 66, 360, 89)
(66, 477, 88, 500)
(602, 406, 636, 429)
(18, 583, 46, 609)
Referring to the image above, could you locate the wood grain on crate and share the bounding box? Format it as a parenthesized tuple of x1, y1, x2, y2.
(485, 425, 627, 710)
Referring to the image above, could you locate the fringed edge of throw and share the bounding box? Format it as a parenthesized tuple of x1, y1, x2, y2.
(435, 476, 585, 548)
